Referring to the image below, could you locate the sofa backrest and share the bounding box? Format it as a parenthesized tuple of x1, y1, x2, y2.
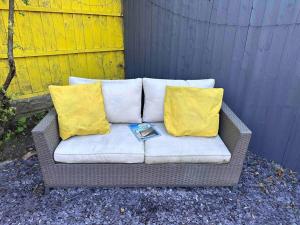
(68, 76, 215, 124)
(69, 77, 142, 123)
(142, 78, 215, 122)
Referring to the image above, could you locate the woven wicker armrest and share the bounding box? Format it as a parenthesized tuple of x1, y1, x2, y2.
(32, 109, 59, 167)
(219, 103, 252, 167)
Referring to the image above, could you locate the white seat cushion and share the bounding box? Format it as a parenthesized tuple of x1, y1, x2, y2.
(54, 124, 144, 163)
(142, 78, 215, 122)
(69, 77, 142, 123)
(145, 123, 231, 164)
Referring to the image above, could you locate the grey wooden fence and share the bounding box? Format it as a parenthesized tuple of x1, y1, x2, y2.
(123, 0, 300, 172)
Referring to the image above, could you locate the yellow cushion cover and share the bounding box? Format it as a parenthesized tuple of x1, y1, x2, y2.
(164, 86, 224, 137)
(49, 83, 110, 140)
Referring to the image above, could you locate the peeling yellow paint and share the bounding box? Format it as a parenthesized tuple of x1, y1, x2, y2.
(0, 0, 124, 99)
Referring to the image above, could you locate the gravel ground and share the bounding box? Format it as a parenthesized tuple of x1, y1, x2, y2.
(0, 152, 299, 225)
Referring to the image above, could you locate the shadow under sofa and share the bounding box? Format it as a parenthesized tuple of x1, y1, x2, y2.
(32, 102, 251, 192)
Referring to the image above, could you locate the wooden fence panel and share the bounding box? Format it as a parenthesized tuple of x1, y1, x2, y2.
(0, 0, 124, 99)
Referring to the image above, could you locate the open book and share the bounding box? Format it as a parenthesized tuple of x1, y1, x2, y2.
(129, 123, 160, 141)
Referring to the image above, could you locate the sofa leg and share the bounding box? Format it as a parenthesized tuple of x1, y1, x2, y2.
(44, 186, 51, 195)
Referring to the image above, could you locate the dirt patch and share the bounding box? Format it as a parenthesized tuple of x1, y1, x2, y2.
(0, 132, 34, 162)
(0, 111, 46, 162)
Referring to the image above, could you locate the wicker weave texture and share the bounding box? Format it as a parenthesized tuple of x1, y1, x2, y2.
(32, 103, 251, 187)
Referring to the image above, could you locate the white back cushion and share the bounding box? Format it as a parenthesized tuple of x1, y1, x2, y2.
(69, 77, 142, 123)
(142, 78, 215, 122)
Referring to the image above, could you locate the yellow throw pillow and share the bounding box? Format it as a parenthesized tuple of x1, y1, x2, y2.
(164, 86, 224, 137)
(49, 83, 110, 140)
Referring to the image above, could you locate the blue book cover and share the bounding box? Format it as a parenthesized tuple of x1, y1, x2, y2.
(129, 123, 160, 141)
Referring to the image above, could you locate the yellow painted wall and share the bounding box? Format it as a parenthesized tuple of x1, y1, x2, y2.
(0, 0, 124, 99)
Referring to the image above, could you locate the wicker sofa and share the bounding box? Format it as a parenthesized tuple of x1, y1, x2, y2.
(32, 78, 251, 193)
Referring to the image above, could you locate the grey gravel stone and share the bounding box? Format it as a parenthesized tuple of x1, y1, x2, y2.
(0, 152, 299, 225)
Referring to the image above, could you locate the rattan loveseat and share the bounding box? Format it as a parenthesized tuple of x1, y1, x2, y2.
(32, 101, 251, 193)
